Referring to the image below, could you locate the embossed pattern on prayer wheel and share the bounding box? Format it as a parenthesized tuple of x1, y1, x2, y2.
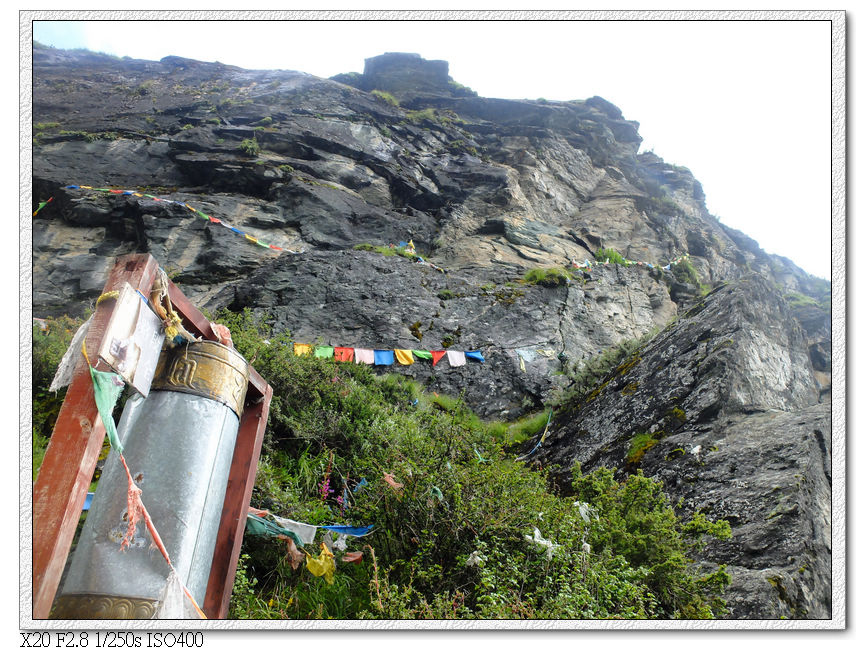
(151, 340, 249, 417)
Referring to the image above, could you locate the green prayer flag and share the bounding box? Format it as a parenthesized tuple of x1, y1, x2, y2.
(314, 346, 335, 359)
(245, 514, 304, 547)
(412, 350, 433, 360)
(88, 366, 126, 453)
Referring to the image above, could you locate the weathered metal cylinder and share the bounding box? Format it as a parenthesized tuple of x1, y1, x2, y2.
(52, 341, 249, 619)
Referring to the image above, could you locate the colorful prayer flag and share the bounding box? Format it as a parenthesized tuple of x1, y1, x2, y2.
(354, 348, 374, 365)
(314, 346, 335, 359)
(334, 347, 354, 362)
(394, 349, 414, 365)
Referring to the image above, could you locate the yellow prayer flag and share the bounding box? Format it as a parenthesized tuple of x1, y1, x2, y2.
(294, 343, 313, 356)
(394, 349, 414, 365)
(305, 543, 336, 584)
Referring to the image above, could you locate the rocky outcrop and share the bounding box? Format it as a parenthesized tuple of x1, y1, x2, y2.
(532, 274, 831, 618)
(31, 47, 832, 619)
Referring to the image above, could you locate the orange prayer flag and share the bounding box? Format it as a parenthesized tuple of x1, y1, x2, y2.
(334, 347, 354, 362)
(431, 350, 447, 366)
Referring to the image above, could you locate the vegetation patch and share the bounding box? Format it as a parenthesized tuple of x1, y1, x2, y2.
(523, 267, 572, 288)
(371, 90, 399, 107)
(240, 137, 261, 156)
(31, 309, 732, 620)
(594, 248, 628, 266)
(626, 433, 658, 466)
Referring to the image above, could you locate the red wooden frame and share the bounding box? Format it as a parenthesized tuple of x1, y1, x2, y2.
(32, 253, 271, 620)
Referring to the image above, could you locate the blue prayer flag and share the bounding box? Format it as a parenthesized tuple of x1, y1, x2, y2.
(465, 350, 485, 363)
(320, 525, 374, 537)
(374, 350, 394, 366)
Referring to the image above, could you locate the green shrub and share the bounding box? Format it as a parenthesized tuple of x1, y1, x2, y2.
(523, 267, 572, 288)
(594, 248, 627, 265)
(404, 108, 438, 124)
(572, 467, 731, 618)
(672, 257, 702, 288)
(503, 410, 551, 445)
(239, 138, 260, 156)
(557, 330, 656, 406)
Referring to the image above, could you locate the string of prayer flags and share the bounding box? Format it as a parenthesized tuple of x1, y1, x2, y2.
(245, 509, 374, 542)
(291, 341, 486, 369)
(334, 347, 354, 362)
(394, 349, 414, 365)
(62, 184, 302, 253)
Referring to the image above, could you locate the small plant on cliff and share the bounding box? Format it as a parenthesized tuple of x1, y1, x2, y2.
(371, 90, 399, 107)
(594, 248, 627, 265)
(239, 137, 261, 156)
(523, 267, 572, 288)
(672, 257, 703, 289)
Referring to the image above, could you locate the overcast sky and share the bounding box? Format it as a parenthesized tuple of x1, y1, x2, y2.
(31, 16, 834, 280)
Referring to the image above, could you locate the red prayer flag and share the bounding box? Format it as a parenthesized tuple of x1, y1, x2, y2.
(431, 350, 447, 366)
(334, 347, 354, 362)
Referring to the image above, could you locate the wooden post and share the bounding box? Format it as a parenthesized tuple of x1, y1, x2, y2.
(203, 378, 272, 619)
(32, 254, 159, 619)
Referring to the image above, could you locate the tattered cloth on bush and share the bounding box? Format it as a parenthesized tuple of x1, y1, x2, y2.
(305, 543, 336, 584)
(383, 473, 404, 492)
(524, 527, 560, 560)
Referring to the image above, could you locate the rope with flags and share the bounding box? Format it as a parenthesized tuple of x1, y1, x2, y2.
(55, 185, 303, 253)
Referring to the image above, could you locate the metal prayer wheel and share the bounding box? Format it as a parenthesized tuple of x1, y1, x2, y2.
(52, 341, 249, 619)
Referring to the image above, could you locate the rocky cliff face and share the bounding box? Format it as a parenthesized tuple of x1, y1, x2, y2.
(31, 47, 832, 618)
